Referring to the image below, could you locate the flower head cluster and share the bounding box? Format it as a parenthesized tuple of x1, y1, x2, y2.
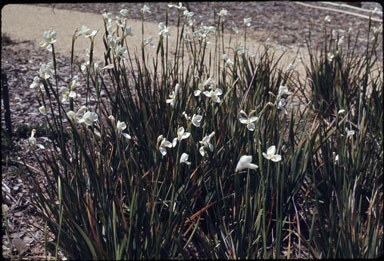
(168, 2, 187, 11)
(67, 106, 98, 127)
(30, 76, 44, 91)
(194, 77, 215, 96)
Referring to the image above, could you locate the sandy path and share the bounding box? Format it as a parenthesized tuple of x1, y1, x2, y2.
(2, 4, 305, 70)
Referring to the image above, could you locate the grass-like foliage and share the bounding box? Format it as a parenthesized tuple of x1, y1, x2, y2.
(24, 4, 382, 259)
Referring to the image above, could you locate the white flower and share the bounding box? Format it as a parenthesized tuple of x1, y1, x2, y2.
(28, 129, 45, 150)
(199, 131, 215, 156)
(115, 16, 127, 28)
(39, 62, 54, 80)
(191, 114, 203, 127)
(172, 127, 190, 147)
(141, 4, 151, 14)
(195, 78, 214, 96)
(40, 29, 56, 51)
(218, 9, 228, 18)
(158, 135, 173, 157)
(78, 111, 98, 126)
(235, 155, 258, 172)
(102, 12, 112, 22)
(158, 22, 171, 38)
(67, 106, 87, 123)
(28, 129, 36, 147)
(168, 2, 186, 10)
(324, 15, 331, 23)
(244, 18, 251, 27)
(262, 145, 282, 162)
(144, 36, 155, 48)
(183, 10, 194, 18)
(116, 45, 127, 59)
(278, 85, 290, 98)
(120, 9, 129, 17)
(30, 76, 44, 90)
(277, 98, 288, 115)
(180, 153, 191, 165)
(239, 110, 258, 131)
(337, 35, 344, 46)
(327, 52, 335, 61)
(59, 87, 70, 102)
(203, 88, 222, 103)
(346, 127, 355, 139)
(117, 120, 132, 140)
(166, 83, 180, 108)
(79, 25, 97, 38)
(39, 106, 47, 115)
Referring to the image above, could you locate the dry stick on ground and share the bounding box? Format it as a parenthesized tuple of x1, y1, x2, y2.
(294, 2, 382, 22)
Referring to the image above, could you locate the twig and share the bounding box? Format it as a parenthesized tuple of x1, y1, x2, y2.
(294, 2, 382, 22)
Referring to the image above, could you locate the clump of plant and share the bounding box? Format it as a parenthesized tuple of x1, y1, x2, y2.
(24, 4, 382, 259)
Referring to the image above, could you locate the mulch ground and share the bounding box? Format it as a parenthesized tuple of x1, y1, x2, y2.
(1, 2, 382, 259)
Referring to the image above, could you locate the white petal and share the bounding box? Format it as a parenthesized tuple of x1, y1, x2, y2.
(249, 116, 259, 123)
(247, 123, 255, 131)
(159, 146, 167, 156)
(236, 155, 258, 171)
(262, 152, 268, 160)
(267, 145, 276, 156)
(181, 132, 190, 140)
(172, 138, 178, 147)
(199, 146, 206, 157)
(209, 143, 214, 152)
(203, 91, 211, 97)
(194, 90, 201, 96)
(239, 117, 248, 124)
(162, 140, 173, 148)
(214, 88, 223, 95)
(180, 153, 191, 165)
(122, 133, 132, 140)
(271, 154, 281, 162)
